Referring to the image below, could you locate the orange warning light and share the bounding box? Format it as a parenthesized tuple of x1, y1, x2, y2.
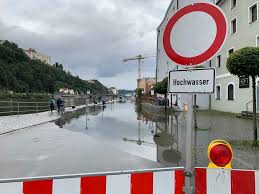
(208, 139, 233, 169)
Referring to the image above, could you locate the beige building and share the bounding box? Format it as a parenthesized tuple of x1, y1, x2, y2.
(59, 88, 76, 95)
(109, 87, 118, 95)
(139, 77, 156, 93)
(210, 0, 259, 113)
(24, 48, 51, 65)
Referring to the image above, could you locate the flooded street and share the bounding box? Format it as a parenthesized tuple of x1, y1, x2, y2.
(1, 102, 259, 179)
(59, 102, 259, 169)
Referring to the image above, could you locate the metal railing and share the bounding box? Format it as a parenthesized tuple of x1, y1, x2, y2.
(0, 101, 49, 116)
(0, 98, 89, 116)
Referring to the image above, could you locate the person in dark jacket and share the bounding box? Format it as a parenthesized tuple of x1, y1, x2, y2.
(56, 97, 64, 113)
(49, 97, 55, 113)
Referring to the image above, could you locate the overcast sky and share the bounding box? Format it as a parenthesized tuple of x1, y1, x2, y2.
(0, 0, 171, 89)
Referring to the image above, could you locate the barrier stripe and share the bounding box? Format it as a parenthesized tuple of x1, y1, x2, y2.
(23, 180, 53, 194)
(153, 171, 174, 194)
(107, 174, 130, 194)
(0, 169, 184, 194)
(175, 170, 185, 194)
(0, 182, 22, 193)
(131, 172, 153, 194)
(231, 170, 255, 194)
(256, 171, 259, 194)
(81, 176, 106, 194)
(207, 168, 231, 194)
(195, 168, 259, 194)
(195, 168, 207, 194)
(53, 178, 80, 194)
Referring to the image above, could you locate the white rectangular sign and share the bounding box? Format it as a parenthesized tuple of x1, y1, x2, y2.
(169, 68, 215, 94)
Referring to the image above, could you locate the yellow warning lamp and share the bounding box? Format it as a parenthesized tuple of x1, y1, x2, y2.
(208, 139, 233, 169)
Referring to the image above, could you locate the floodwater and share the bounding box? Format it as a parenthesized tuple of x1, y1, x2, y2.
(59, 102, 259, 170)
(1, 101, 259, 179)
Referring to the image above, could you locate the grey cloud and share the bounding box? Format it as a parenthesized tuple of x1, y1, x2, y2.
(0, 0, 170, 87)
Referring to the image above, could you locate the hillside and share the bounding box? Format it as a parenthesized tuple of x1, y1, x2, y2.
(0, 41, 108, 94)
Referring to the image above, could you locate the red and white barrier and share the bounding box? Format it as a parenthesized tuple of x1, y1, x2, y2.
(195, 168, 259, 194)
(0, 168, 185, 194)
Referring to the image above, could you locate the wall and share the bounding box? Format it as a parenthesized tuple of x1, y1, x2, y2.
(211, 0, 259, 113)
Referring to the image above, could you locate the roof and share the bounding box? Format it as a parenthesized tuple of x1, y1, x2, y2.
(24, 48, 37, 53)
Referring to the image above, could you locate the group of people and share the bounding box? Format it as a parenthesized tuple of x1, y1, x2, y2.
(49, 97, 65, 113)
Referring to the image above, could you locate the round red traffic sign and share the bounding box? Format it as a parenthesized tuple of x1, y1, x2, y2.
(163, 3, 227, 66)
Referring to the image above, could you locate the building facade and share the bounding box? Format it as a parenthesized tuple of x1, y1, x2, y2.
(156, 0, 213, 110)
(210, 0, 259, 113)
(59, 88, 76, 95)
(24, 48, 51, 65)
(109, 87, 118, 95)
(139, 77, 156, 93)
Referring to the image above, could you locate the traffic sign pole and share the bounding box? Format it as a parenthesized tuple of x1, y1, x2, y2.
(184, 94, 194, 193)
(162, 2, 227, 192)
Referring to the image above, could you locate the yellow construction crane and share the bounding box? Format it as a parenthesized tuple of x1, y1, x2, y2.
(123, 54, 156, 88)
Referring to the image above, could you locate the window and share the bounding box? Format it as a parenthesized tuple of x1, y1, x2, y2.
(227, 84, 234, 100)
(231, 0, 237, 9)
(216, 55, 221, 67)
(249, 3, 257, 23)
(216, 85, 221, 100)
(231, 18, 237, 34)
(228, 48, 234, 56)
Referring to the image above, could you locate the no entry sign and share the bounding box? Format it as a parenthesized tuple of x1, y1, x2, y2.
(163, 3, 227, 66)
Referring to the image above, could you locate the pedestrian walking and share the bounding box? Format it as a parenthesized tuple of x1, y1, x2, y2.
(57, 97, 65, 113)
(49, 97, 55, 113)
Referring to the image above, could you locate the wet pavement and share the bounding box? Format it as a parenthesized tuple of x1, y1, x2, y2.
(1, 101, 259, 179)
(58, 102, 259, 170)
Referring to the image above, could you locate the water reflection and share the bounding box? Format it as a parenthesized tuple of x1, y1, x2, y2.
(56, 102, 259, 170)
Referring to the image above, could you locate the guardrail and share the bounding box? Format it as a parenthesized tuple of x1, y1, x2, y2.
(0, 167, 185, 194)
(0, 98, 89, 116)
(0, 101, 49, 116)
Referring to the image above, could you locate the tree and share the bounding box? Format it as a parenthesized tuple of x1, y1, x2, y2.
(154, 77, 168, 109)
(153, 77, 168, 95)
(135, 88, 143, 99)
(226, 47, 259, 146)
(0, 40, 109, 94)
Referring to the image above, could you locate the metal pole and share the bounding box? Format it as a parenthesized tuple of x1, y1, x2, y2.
(171, 94, 173, 108)
(194, 94, 197, 129)
(137, 58, 141, 89)
(18, 102, 20, 116)
(36, 103, 38, 115)
(184, 94, 194, 194)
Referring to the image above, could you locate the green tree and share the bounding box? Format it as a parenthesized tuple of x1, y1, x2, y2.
(0, 40, 109, 94)
(153, 77, 168, 95)
(135, 88, 143, 99)
(154, 77, 168, 109)
(227, 47, 259, 146)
